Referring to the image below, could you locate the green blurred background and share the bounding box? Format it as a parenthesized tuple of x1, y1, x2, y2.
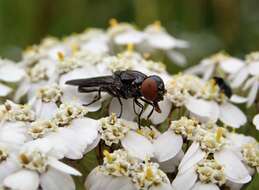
(0, 0, 259, 63)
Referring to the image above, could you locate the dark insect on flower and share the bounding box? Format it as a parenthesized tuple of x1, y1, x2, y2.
(65, 70, 166, 126)
(213, 76, 232, 98)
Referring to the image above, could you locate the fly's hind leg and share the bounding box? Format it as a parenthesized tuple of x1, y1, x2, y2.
(105, 88, 123, 118)
(140, 97, 155, 119)
(134, 98, 144, 128)
(78, 86, 102, 106)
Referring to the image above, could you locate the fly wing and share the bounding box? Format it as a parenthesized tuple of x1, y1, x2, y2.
(65, 76, 115, 87)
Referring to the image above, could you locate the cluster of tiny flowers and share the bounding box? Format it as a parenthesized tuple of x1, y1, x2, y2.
(196, 127, 226, 153)
(1, 100, 35, 122)
(99, 113, 130, 146)
(170, 116, 200, 139)
(242, 143, 259, 171)
(199, 79, 227, 103)
(53, 103, 88, 126)
(196, 159, 226, 186)
(136, 126, 160, 142)
(1, 20, 259, 190)
(28, 120, 58, 139)
(166, 74, 203, 106)
(37, 84, 63, 103)
(99, 149, 168, 190)
(19, 149, 48, 173)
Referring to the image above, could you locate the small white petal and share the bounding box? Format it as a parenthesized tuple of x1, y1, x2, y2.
(121, 131, 154, 160)
(214, 148, 251, 184)
(48, 157, 81, 176)
(191, 182, 220, 190)
(253, 114, 259, 130)
(0, 158, 19, 182)
(248, 62, 259, 76)
(166, 50, 187, 66)
(85, 169, 135, 190)
(231, 68, 249, 88)
(219, 58, 244, 74)
(171, 166, 197, 190)
(0, 64, 24, 82)
(185, 97, 219, 122)
(153, 131, 183, 162)
(150, 183, 172, 190)
(114, 31, 144, 45)
(203, 64, 215, 81)
(247, 81, 258, 107)
(243, 77, 256, 91)
(159, 151, 184, 173)
(230, 95, 247, 104)
(179, 142, 205, 174)
(41, 168, 75, 190)
(4, 169, 39, 190)
(219, 102, 247, 128)
(109, 99, 137, 121)
(185, 64, 207, 75)
(37, 102, 58, 120)
(143, 98, 172, 125)
(0, 83, 12, 96)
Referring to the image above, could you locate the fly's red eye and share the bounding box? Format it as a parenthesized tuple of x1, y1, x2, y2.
(140, 78, 158, 101)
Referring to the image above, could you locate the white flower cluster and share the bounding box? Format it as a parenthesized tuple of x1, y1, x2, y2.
(89, 149, 170, 190)
(0, 21, 258, 190)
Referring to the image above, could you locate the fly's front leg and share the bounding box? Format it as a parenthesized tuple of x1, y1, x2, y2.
(134, 98, 144, 128)
(140, 97, 155, 119)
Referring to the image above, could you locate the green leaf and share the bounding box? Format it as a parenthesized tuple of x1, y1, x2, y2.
(242, 173, 259, 190)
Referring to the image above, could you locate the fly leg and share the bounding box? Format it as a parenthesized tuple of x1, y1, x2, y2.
(105, 88, 123, 118)
(78, 86, 102, 106)
(134, 98, 144, 128)
(140, 98, 155, 119)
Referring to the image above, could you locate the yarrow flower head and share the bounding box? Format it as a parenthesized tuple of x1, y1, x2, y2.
(1, 100, 35, 122)
(166, 74, 203, 107)
(196, 159, 226, 186)
(99, 113, 130, 146)
(87, 149, 171, 190)
(53, 103, 88, 126)
(241, 143, 259, 172)
(36, 84, 63, 103)
(170, 116, 200, 140)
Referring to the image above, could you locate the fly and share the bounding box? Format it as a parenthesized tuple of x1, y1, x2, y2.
(213, 76, 232, 98)
(65, 70, 166, 126)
